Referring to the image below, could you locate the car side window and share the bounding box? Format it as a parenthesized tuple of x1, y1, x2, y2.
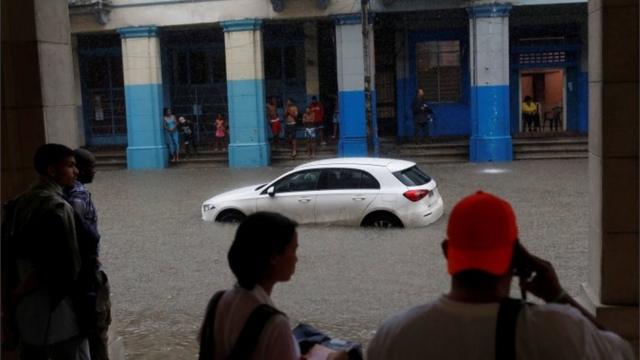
(318, 169, 380, 190)
(359, 171, 380, 189)
(273, 170, 321, 193)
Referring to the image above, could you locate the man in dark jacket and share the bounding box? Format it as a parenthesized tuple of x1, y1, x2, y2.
(411, 88, 433, 144)
(7, 143, 90, 359)
(66, 148, 111, 360)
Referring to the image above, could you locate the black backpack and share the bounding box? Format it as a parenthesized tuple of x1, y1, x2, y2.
(198, 290, 283, 360)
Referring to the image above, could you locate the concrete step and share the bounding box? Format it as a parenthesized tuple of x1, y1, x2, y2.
(512, 137, 587, 145)
(396, 147, 469, 156)
(512, 135, 588, 160)
(402, 155, 469, 164)
(514, 152, 588, 160)
(92, 136, 589, 167)
(514, 145, 587, 153)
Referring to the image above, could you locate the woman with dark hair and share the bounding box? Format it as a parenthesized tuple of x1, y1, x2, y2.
(199, 212, 301, 359)
(163, 108, 180, 162)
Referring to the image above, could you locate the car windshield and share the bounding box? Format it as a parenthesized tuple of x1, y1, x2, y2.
(392, 165, 432, 186)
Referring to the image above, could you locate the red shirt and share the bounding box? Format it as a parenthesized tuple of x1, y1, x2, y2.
(309, 101, 324, 125)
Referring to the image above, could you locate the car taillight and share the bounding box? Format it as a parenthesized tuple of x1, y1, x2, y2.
(403, 189, 430, 202)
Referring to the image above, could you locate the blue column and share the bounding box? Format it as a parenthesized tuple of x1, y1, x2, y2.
(333, 14, 368, 157)
(467, 4, 513, 162)
(118, 26, 167, 169)
(222, 19, 269, 167)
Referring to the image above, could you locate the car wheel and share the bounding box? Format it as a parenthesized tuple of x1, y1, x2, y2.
(362, 212, 403, 228)
(216, 210, 246, 224)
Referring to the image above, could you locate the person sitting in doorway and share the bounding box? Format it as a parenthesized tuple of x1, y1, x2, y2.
(522, 96, 539, 132)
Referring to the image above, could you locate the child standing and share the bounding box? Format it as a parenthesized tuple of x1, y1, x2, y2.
(178, 116, 198, 157)
(214, 114, 227, 152)
(303, 106, 316, 159)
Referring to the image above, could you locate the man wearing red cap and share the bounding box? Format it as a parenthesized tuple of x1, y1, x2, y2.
(367, 191, 633, 360)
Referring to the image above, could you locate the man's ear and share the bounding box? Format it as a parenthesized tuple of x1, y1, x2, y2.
(46, 164, 57, 178)
(441, 239, 448, 259)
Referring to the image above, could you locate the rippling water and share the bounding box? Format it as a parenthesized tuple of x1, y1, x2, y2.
(120, 310, 200, 359)
(93, 161, 588, 359)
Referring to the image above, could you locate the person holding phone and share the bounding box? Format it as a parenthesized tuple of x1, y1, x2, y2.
(367, 191, 634, 360)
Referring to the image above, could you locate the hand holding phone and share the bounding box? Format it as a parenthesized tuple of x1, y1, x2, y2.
(513, 241, 564, 303)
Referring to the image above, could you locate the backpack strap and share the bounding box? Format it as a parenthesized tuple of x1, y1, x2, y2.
(198, 290, 226, 360)
(228, 303, 283, 360)
(495, 298, 524, 360)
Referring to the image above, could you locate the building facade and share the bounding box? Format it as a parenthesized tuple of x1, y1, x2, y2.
(68, 0, 589, 168)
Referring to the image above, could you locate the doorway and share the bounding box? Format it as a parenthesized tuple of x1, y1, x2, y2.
(519, 68, 565, 133)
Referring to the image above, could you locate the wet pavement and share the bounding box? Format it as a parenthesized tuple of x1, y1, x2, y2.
(91, 159, 588, 359)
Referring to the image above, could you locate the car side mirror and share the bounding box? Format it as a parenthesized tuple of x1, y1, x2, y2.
(267, 186, 275, 197)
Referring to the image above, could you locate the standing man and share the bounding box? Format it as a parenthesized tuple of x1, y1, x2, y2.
(66, 148, 111, 360)
(368, 191, 634, 360)
(411, 88, 433, 144)
(6, 143, 90, 359)
(266, 97, 281, 149)
(309, 96, 325, 146)
(284, 98, 299, 158)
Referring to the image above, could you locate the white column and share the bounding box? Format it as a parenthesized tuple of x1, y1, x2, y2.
(118, 26, 166, 169)
(222, 19, 269, 167)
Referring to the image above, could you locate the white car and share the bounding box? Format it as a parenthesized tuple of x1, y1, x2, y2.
(202, 158, 444, 228)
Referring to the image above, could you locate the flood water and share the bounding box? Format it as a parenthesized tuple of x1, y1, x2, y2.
(91, 159, 588, 359)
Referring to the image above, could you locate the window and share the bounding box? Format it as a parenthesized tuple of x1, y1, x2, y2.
(211, 52, 226, 82)
(393, 166, 432, 186)
(190, 51, 208, 84)
(273, 170, 321, 193)
(173, 52, 189, 84)
(283, 46, 298, 79)
(416, 40, 461, 102)
(319, 169, 380, 190)
(265, 47, 282, 80)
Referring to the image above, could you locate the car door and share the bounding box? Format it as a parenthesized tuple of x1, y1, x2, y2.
(256, 169, 321, 224)
(314, 168, 380, 225)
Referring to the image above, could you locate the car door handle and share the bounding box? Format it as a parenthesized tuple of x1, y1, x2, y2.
(298, 198, 312, 203)
(352, 197, 366, 201)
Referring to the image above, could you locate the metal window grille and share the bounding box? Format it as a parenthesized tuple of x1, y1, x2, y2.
(416, 40, 461, 103)
(519, 51, 566, 66)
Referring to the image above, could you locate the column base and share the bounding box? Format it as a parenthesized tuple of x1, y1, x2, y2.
(338, 136, 368, 157)
(579, 283, 639, 355)
(229, 142, 269, 168)
(469, 135, 513, 162)
(127, 145, 168, 169)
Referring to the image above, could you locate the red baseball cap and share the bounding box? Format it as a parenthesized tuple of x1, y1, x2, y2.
(446, 191, 518, 275)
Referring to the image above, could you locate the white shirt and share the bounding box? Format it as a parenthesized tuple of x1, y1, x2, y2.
(213, 285, 300, 360)
(367, 295, 634, 360)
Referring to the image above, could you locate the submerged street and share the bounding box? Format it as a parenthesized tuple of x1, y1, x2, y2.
(91, 159, 588, 359)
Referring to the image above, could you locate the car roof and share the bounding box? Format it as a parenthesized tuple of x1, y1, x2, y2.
(293, 157, 416, 173)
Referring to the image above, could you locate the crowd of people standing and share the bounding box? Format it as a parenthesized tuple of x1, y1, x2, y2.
(268, 95, 338, 159)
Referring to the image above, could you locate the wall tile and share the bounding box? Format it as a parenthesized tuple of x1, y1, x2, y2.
(588, 154, 603, 301)
(34, 0, 70, 44)
(602, 5, 639, 83)
(601, 232, 639, 304)
(38, 42, 74, 107)
(588, 9, 602, 83)
(3, 43, 43, 108)
(601, 82, 639, 157)
(602, 157, 639, 233)
(588, 82, 602, 157)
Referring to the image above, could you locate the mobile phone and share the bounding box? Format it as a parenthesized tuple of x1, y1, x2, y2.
(512, 241, 530, 301)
